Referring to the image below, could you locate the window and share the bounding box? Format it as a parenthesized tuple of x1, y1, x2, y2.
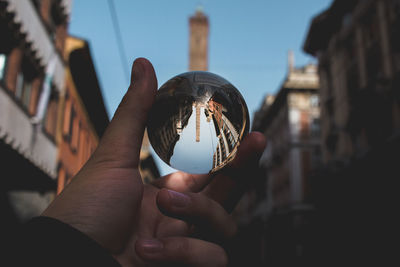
(15, 71, 33, 110)
(310, 118, 321, 138)
(28, 78, 42, 115)
(310, 95, 319, 108)
(21, 80, 33, 109)
(299, 111, 310, 139)
(57, 164, 66, 195)
(78, 128, 88, 165)
(44, 89, 59, 138)
(15, 56, 39, 111)
(0, 54, 7, 80)
(69, 106, 76, 138)
(15, 72, 24, 98)
(63, 99, 80, 152)
(62, 93, 72, 136)
(71, 119, 80, 152)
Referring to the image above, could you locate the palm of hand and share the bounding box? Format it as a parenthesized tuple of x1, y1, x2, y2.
(114, 170, 231, 266)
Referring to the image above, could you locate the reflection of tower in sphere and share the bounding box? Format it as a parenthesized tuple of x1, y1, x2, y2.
(147, 71, 249, 174)
(195, 104, 201, 142)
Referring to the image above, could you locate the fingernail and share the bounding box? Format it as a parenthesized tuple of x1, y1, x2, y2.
(166, 189, 190, 207)
(131, 59, 144, 83)
(138, 238, 163, 253)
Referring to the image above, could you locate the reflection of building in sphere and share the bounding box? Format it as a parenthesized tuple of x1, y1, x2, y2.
(148, 95, 193, 164)
(207, 98, 239, 171)
(148, 71, 249, 174)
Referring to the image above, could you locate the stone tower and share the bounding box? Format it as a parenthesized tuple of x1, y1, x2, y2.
(189, 7, 209, 71)
(189, 7, 209, 142)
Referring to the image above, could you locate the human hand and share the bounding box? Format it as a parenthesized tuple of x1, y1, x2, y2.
(42, 58, 266, 266)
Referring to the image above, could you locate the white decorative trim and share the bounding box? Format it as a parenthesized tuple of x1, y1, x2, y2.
(5, 0, 65, 92)
(0, 87, 57, 179)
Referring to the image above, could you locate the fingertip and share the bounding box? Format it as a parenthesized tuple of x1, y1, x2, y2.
(130, 57, 158, 91)
(137, 237, 228, 266)
(247, 131, 267, 154)
(131, 58, 144, 83)
(130, 58, 152, 82)
(135, 238, 164, 259)
(156, 189, 191, 215)
(230, 131, 266, 169)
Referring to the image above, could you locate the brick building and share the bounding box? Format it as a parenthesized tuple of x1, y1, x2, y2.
(0, 0, 161, 237)
(56, 36, 109, 193)
(0, 0, 71, 235)
(189, 7, 209, 71)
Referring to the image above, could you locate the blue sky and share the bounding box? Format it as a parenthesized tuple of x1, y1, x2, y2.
(69, 0, 332, 175)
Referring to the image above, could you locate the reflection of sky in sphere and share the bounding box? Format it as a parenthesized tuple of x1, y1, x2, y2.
(170, 106, 218, 174)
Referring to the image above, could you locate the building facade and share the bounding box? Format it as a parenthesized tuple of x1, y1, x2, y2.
(230, 58, 321, 266)
(56, 36, 109, 193)
(304, 0, 400, 163)
(0, 0, 71, 234)
(302, 0, 400, 264)
(208, 97, 240, 171)
(0, 0, 160, 236)
(252, 60, 320, 213)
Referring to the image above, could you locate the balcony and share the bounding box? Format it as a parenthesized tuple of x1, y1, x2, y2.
(0, 0, 70, 93)
(0, 85, 57, 178)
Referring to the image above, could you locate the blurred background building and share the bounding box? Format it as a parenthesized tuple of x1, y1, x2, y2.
(252, 56, 320, 212)
(1, 0, 399, 265)
(0, 0, 71, 238)
(230, 0, 400, 266)
(56, 36, 109, 193)
(0, 0, 159, 239)
(230, 54, 321, 266)
(302, 0, 399, 264)
(304, 0, 400, 163)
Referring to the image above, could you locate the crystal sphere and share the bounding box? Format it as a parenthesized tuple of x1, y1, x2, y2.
(147, 71, 249, 174)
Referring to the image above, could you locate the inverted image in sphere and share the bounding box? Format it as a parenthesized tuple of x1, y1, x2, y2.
(147, 71, 249, 174)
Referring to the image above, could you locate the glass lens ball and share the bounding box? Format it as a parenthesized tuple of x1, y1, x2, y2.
(147, 71, 249, 174)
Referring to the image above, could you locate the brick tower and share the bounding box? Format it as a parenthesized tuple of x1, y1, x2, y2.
(189, 7, 209, 71)
(189, 7, 209, 142)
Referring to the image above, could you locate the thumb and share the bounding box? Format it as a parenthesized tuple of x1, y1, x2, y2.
(92, 58, 157, 168)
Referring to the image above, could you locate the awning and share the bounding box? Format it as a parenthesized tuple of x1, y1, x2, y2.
(0, 88, 58, 179)
(61, 0, 73, 19)
(3, 0, 71, 92)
